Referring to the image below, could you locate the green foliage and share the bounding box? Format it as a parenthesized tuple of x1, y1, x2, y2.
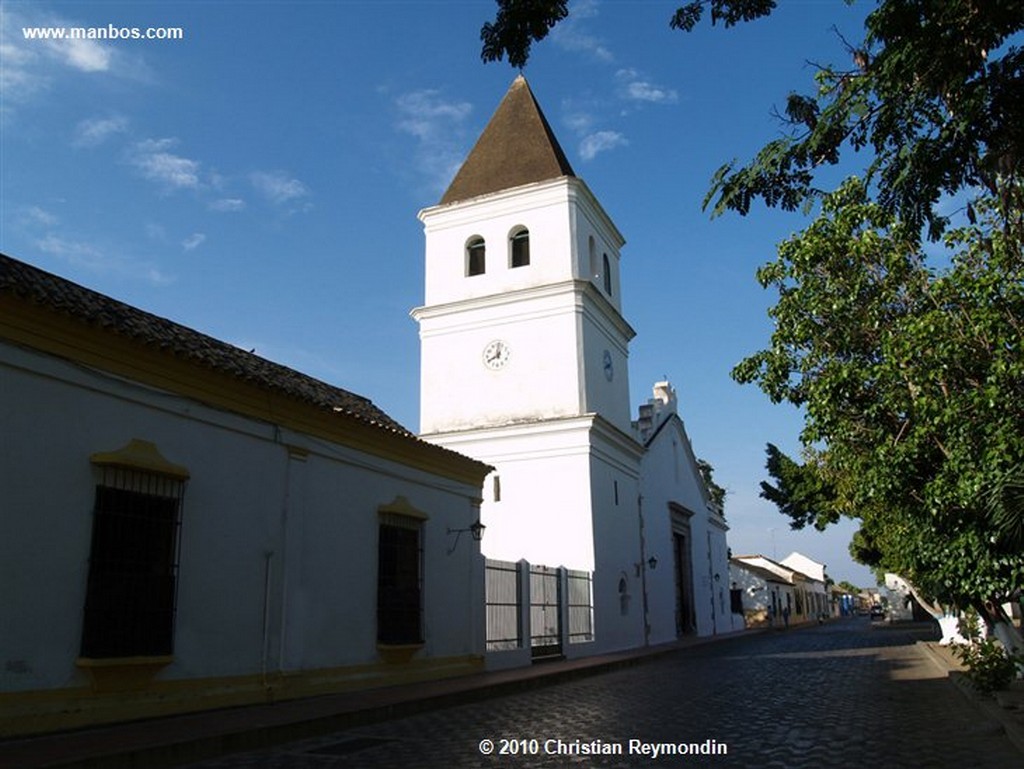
(697, 458, 727, 511)
(480, 1, 568, 68)
(760, 443, 839, 531)
(707, 1, 1024, 241)
(951, 611, 1023, 693)
(735, 179, 1024, 607)
(669, 1, 776, 32)
(480, 1, 775, 68)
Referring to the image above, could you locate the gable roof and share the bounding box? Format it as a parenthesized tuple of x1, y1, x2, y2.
(0, 253, 413, 441)
(439, 75, 575, 205)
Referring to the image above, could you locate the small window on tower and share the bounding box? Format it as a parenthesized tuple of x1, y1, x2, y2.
(467, 237, 486, 276)
(510, 228, 530, 268)
(602, 253, 613, 296)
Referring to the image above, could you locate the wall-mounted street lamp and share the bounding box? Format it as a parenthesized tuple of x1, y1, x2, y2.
(446, 520, 486, 554)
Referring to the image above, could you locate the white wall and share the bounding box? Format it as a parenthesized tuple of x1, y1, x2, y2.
(639, 415, 734, 643)
(0, 342, 483, 694)
(419, 178, 622, 311)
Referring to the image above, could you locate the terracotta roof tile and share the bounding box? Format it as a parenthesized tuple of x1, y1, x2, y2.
(0, 253, 414, 437)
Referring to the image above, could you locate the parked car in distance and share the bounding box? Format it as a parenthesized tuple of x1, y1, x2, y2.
(869, 604, 885, 619)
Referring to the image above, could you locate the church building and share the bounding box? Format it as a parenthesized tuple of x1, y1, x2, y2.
(412, 77, 740, 667)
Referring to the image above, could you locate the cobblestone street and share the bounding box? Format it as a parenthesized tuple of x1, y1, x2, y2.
(177, 619, 1021, 769)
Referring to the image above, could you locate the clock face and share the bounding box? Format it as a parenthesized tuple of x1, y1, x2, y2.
(483, 339, 511, 370)
(603, 349, 614, 381)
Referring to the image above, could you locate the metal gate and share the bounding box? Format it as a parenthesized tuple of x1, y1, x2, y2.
(529, 564, 562, 660)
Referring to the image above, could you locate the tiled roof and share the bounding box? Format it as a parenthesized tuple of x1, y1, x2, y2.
(439, 75, 575, 205)
(0, 253, 414, 438)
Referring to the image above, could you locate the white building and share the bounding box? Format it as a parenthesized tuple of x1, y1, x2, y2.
(635, 382, 744, 642)
(413, 76, 734, 666)
(731, 553, 829, 627)
(0, 254, 491, 736)
(780, 552, 831, 621)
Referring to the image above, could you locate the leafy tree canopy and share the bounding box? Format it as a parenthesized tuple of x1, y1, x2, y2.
(739, 181, 1024, 607)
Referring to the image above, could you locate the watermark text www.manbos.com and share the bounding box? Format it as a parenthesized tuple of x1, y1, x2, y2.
(478, 737, 728, 759)
(22, 24, 185, 42)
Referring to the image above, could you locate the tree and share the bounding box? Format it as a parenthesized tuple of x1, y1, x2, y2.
(737, 180, 1024, 613)
(481, 1, 776, 67)
(696, 458, 727, 511)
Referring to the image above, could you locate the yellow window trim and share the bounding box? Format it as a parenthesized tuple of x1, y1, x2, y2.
(90, 438, 190, 480)
(377, 495, 429, 521)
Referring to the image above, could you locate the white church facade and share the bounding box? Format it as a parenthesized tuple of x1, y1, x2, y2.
(412, 77, 740, 667)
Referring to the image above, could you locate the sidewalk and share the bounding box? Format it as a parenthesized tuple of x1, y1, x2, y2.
(0, 631, 756, 769)
(917, 635, 1024, 755)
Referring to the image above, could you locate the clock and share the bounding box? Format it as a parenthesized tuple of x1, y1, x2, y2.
(603, 349, 614, 381)
(483, 339, 511, 370)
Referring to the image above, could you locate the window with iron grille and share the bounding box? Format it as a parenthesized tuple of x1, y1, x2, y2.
(80, 468, 185, 658)
(377, 515, 423, 644)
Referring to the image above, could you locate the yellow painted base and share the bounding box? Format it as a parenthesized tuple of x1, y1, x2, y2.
(0, 654, 484, 738)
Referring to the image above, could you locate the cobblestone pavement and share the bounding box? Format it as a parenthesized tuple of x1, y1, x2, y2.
(179, 619, 1021, 768)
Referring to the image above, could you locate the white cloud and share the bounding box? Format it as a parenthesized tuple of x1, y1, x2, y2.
(128, 138, 201, 190)
(49, 37, 112, 72)
(395, 90, 472, 140)
(563, 109, 595, 136)
(36, 233, 104, 262)
(551, 0, 613, 61)
(1, 8, 150, 114)
(35, 234, 172, 286)
(579, 130, 627, 160)
(250, 171, 309, 205)
(19, 205, 59, 228)
(73, 115, 128, 147)
(209, 198, 246, 212)
(616, 69, 678, 104)
(394, 89, 473, 193)
(181, 232, 206, 251)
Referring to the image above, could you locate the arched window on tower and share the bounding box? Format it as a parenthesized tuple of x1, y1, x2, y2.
(602, 253, 613, 296)
(510, 228, 530, 268)
(466, 236, 486, 276)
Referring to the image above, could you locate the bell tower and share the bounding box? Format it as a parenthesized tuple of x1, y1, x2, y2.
(412, 77, 644, 654)
(413, 76, 634, 437)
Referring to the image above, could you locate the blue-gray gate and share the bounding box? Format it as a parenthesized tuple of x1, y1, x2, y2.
(529, 564, 561, 660)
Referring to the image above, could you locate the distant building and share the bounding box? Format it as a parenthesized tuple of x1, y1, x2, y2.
(731, 553, 829, 627)
(780, 552, 830, 620)
(0, 254, 490, 736)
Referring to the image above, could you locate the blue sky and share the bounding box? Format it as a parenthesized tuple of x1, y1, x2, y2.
(2, 0, 878, 586)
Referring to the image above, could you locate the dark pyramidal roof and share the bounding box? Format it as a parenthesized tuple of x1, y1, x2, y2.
(0, 252, 413, 437)
(440, 76, 575, 205)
